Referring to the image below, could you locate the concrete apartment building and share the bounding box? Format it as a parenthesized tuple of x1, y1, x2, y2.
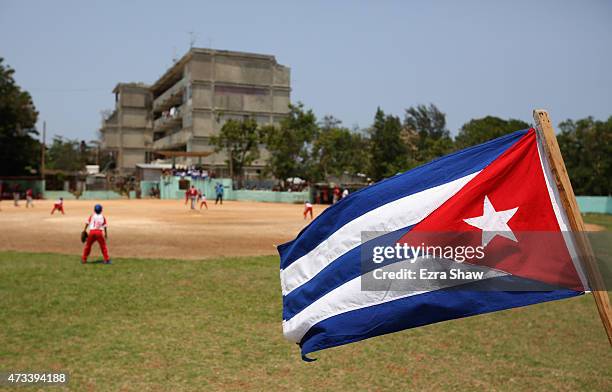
(100, 83, 153, 171)
(100, 48, 291, 175)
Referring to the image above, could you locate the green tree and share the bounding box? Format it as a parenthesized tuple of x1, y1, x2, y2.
(262, 103, 319, 187)
(46, 136, 92, 172)
(455, 116, 530, 149)
(0, 58, 40, 176)
(404, 104, 450, 142)
(368, 108, 408, 181)
(211, 118, 263, 188)
(313, 115, 369, 180)
(403, 104, 454, 166)
(557, 116, 611, 196)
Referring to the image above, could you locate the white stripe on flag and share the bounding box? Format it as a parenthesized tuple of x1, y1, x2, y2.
(282, 257, 508, 343)
(283, 275, 425, 343)
(535, 134, 589, 290)
(280, 172, 479, 296)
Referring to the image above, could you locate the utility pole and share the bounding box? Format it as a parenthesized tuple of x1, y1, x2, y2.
(41, 121, 46, 180)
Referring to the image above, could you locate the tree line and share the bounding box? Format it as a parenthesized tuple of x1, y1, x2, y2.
(213, 103, 611, 196)
(1, 58, 610, 196)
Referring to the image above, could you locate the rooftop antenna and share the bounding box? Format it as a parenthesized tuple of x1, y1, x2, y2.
(172, 46, 178, 63)
(188, 31, 197, 48)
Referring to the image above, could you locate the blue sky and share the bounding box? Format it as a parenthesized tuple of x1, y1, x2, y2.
(1, 0, 611, 141)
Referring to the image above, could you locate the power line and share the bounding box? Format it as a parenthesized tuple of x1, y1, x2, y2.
(28, 88, 109, 93)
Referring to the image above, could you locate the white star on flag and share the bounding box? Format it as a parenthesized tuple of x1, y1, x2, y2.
(463, 195, 519, 247)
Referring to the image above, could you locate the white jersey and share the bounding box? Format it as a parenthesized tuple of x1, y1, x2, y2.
(55, 199, 63, 205)
(305, 202, 313, 208)
(87, 213, 107, 231)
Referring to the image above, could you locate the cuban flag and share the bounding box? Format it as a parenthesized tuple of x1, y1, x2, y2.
(278, 128, 589, 360)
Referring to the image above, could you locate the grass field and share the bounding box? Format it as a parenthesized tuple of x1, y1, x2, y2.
(584, 213, 612, 231)
(1, 249, 611, 391)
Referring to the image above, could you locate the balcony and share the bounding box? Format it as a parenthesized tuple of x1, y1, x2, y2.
(153, 105, 184, 132)
(153, 78, 186, 113)
(152, 129, 192, 150)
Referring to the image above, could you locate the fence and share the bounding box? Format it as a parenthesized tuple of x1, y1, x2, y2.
(576, 196, 612, 214)
(7, 175, 606, 211)
(154, 176, 310, 203)
(232, 189, 309, 204)
(157, 176, 233, 200)
(0, 179, 45, 198)
(140, 181, 160, 199)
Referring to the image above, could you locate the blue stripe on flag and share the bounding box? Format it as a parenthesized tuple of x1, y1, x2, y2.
(278, 129, 529, 270)
(282, 226, 413, 321)
(298, 276, 582, 356)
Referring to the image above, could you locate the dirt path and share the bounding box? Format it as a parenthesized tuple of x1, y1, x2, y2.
(0, 199, 325, 260)
(584, 223, 605, 232)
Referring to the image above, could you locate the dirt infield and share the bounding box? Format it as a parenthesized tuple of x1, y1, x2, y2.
(0, 199, 326, 260)
(0, 199, 605, 260)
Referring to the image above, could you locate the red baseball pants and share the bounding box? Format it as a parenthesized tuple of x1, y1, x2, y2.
(51, 205, 64, 214)
(303, 207, 313, 219)
(82, 230, 110, 262)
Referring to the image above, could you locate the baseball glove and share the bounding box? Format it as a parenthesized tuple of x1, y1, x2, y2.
(81, 231, 88, 243)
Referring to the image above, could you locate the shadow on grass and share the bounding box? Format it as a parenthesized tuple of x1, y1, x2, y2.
(84, 259, 111, 265)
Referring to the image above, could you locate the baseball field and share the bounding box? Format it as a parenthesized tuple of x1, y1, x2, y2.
(0, 199, 611, 391)
(0, 199, 325, 260)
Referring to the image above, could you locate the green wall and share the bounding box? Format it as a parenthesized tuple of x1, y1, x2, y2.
(157, 176, 309, 204)
(43, 190, 124, 200)
(159, 177, 233, 200)
(576, 196, 612, 214)
(0, 179, 45, 196)
(43, 191, 77, 200)
(232, 189, 309, 204)
(140, 181, 160, 198)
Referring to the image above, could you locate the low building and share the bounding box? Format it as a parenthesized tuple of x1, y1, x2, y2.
(100, 48, 291, 175)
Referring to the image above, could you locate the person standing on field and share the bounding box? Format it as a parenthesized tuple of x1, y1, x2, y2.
(215, 182, 224, 205)
(81, 204, 111, 264)
(303, 201, 314, 220)
(199, 189, 208, 210)
(187, 185, 198, 210)
(50, 197, 65, 214)
(25, 188, 34, 208)
(332, 185, 341, 204)
(13, 184, 20, 207)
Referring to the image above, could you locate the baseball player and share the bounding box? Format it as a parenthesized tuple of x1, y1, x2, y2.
(332, 186, 341, 204)
(199, 190, 208, 210)
(81, 204, 111, 264)
(50, 197, 65, 215)
(215, 182, 224, 205)
(186, 185, 198, 210)
(13, 185, 20, 207)
(25, 188, 34, 208)
(303, 201, 314, 220)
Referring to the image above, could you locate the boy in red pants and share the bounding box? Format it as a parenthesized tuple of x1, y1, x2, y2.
(199, 190, 208, 210)
(81, 204, 111, 264)
(303, 201, 314, 220)
(51, 197, 64, 214)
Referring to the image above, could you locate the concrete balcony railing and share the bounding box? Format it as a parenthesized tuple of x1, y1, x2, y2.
(153, 105, 184, 132)
(153, 78, 186, 112)
(152, 129, 192, 150)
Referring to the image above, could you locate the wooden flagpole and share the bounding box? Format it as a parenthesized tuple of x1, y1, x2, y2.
(533, 109, 612, 346)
